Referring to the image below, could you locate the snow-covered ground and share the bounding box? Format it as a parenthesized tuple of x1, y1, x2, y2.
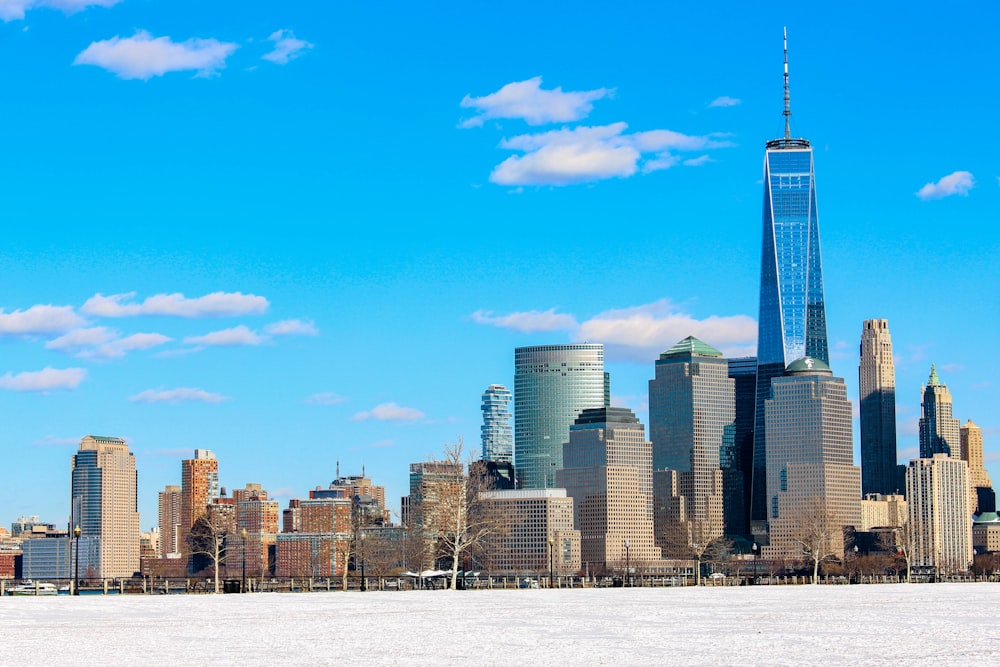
(2, 584, 998, 665)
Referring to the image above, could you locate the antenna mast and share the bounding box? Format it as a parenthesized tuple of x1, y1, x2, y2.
(783, 26, 791, 140)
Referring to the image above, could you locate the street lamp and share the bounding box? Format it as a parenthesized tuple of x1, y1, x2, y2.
(73, 524, 81, 596)
(852, 545, 859, 584)
(240, 528, 248, 593)
(360, 532, 367, 592)
(624, 539, 631, 588)
(751, 542, 758, 583)
(548, 536, 554, 589)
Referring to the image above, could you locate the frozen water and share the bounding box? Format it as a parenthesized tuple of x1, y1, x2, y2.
(2, 583, 998, 665)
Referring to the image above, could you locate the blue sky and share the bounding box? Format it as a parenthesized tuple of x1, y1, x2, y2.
(2, 1, 998, 531)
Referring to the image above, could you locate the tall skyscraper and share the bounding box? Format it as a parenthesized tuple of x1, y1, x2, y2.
(918, 365, 960, 458)
(481, 384, 513, 464)
(960, 420, 995, 513)
(70, 435, 140, 579)
(556, 407, 662, 571)
(727, 357, 757, 536)
(906, 454, 972, 574)
(752, 30, 830, 528)
(180, 449, 219, 565)
(763, 358, 860, 559)
(859, 319, 899, 495)
(157, 484, 182, 557)
(648, 336, 732, 543)
(514, 344, 608, 489)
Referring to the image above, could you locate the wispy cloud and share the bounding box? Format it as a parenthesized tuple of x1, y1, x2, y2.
(144, 448, 194, 458)
(0, 305, 84, 336)
(489, 122, 733, 186)
(265, 319, 318, 336)
(916, 170, 974, 200)
(82, 291, 268, 318)
(460, 77, 612, 129)
(0, 0, 121, 21)
(262, 29, 313, 64)
(31, 435, 79, 446)
(471, 308, 577, 333)
(574, 300, 756, 362)
(183, 325, 264, 347)
(46, 327, 171, 359)
(74, 30, 238, 80)
(683, 155, 713, 167)
(0, 367, 86, 392)
(352, 402, 425, 422)
(305, 392, 348, 406)
(708, 96, 741, 108)
(370, 439, 394, 449)
(130, 388, 230, 404)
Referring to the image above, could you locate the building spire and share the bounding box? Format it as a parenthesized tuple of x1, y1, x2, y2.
(783, 26, 791, 140)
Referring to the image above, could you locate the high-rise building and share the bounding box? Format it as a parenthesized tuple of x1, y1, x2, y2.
(515, 344, 608, 489)
(727, 357, 756, 537)
(648, 336, 731, 544)
(906, 454, 973, 574)
(960, 420, 995, 513)
(918, 365, 960, 458)
(481, 384, 513, 464)
(752, 31, 830, 528)
(234, 492, 280, 579)
(180, 449, 219, 563)
(763, 359, 860, 559)
(70, 435, 140, 579)
(157, 485, 182, 557)
(859, 319, 899, 495)
(478, 489, 581, 577)
(556, 407, 662, 571)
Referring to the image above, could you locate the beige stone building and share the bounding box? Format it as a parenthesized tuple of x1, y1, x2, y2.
(71, 435, 140, 579)
(860, 494, 907, 531)
(478, 489, 580, 577)
(157, 484, 182, 556)
(960, 420, 994, 513)
(906, 454, 972, 573)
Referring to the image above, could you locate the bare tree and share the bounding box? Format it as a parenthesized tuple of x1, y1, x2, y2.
(877, 522, 913, 582)
(187, 513, 230, 593)
(660, 520, 722, 586)
(787, 496, 842, 584)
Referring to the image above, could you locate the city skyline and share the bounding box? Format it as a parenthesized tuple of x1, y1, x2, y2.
(2, 3, 998, 529)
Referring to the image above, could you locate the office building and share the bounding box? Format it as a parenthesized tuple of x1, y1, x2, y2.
(919, 365, 960, 458)
(478, 489, 581, 577)
(481, 384, 513, 464)
(906, 454, 973, 573)
(20, 534, 72, 580)
(648, 336, 731, 544)
(556, 407, 662, 571)
(859, 494, 907, 531)
(859, 319, 899, 495)
(180, 449, 219, 563)
(727, 357, 756, 537)
(515, 344, 609, 489)
(158, 485, 182, 557)
(960, 420, 995, 513)
(763, 359, 861, 559)
(752, 32, 830, 528)
(70, 435, 140, 579)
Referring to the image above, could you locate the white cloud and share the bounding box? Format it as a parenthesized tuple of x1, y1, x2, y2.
(262, 29, 313, 64)
(130, 388, 229, 404)
(82, 291, 269, 318)
(0, 305, 84, 336)
(574, 299, 757, 362)
(184, 325, 264, 347)
(370, 439, 394, 449)
(46, 327, 116, 350)
(683, 155, 713, 167)
(0, 367, 86, 392)
(708, 96, 741, 108)
(490, 123, 734, 186)
(305, 392, 348, 406)
(916, 170, 974, 200)
(471, 308, 578, 333)
(74, 30, 238, 80)
(32, 435, 79, 446)
(352, 402, 425, 422)
(0, 0, 120, 21)
(460, 77, 612, 128)
(89, 332, 172, 359)
(46, 327, 171, 358)
(265, 319, 318, 336)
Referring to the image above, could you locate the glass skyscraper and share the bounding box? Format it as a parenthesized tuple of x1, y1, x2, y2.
(514, 344, 608, 489)
(480, 384, 513, 464)
(751, 32, 830, 528)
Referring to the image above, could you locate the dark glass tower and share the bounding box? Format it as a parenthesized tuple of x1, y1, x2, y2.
(750, 30, 830, 528)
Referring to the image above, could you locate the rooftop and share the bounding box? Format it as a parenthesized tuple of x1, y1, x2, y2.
(658, 336, 724, 360)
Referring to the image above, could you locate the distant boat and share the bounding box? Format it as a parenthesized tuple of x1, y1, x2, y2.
(8, 581, 59, 596)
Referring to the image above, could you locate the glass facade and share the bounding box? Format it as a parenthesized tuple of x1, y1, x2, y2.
(514, 344, 608, 489)
(480, 384, 513, 464)
(751, 139, 830, 526)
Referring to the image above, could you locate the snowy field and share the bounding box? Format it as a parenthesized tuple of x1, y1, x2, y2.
(2, 584, 998, 666)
